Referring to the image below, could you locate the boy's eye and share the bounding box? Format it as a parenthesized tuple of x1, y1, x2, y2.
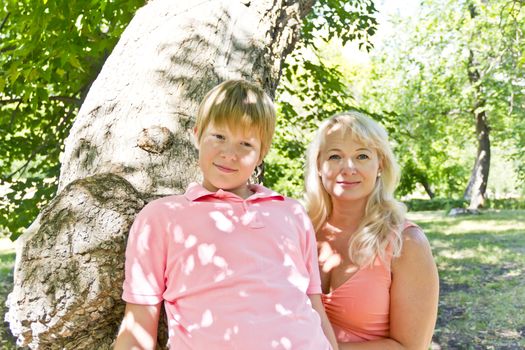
(357, 154, 370, 160)
(328, 154, 341, 160)
(212, 134, 225, 141)
(241, 141, 253, 148)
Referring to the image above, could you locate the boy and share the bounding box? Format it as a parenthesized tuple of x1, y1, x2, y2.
(114, 80, 337, 349)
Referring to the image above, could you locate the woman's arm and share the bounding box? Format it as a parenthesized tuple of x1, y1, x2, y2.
(309, 294, 339, 350)
(339, 226, 439, 350)
(114, 302, 162, 350)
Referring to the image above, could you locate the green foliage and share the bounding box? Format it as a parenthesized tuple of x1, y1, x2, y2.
(0, 0, 144, 239)
(0, 246, 15, 349)
(302, 0, 377, 49)
(404, 198, 469, 212)
(266, 0, 377, 197)
(484, 198, 525, 210)
(357, 0, 525, 199)
(404, 197, 525, 212)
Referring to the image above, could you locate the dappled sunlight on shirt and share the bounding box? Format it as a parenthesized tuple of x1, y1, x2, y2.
(122, 182, 330, 349)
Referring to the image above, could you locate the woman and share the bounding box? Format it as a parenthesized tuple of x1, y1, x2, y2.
(305, 111, 439, 349)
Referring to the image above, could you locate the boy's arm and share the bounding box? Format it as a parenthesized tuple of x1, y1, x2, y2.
(308, 294, 339, 350)
(114, 302, 162, 350)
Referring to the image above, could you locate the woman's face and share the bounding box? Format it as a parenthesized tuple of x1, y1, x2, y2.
(318, 125, 381, 205)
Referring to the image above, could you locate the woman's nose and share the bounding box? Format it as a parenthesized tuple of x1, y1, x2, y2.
(342, 159, 357, 174)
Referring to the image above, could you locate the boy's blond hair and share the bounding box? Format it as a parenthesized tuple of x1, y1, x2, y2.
(195, 79, 276, 159)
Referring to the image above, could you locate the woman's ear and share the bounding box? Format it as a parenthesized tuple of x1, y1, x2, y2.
(377, 164, 383, 178)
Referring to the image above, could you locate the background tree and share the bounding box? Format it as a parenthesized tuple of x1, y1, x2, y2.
(358, 0, 525, 206)
(4, 0, 377, 348)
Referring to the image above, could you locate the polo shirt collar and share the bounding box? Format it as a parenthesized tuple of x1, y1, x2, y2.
(184, 182, 284, 202)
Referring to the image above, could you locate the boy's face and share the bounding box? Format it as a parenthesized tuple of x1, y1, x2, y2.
(196, 123, 262, 199)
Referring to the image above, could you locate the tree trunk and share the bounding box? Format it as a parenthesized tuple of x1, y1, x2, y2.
(6, 0, 315, 348)
(463, 108, 491, 208)
(463, 46, 491, 209)
(420, 178, 435, 199)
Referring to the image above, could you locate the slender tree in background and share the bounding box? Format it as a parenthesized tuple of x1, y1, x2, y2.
(3, 0, 377, 348)
(359, 0, 525, 205)
(462, 1, 491, 209)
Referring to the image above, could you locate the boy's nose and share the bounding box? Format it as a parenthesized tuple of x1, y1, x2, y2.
(220, 143, 238, 159)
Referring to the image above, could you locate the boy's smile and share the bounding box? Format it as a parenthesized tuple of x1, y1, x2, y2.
(196, 124, 261, 199)
(213, 163, 237, 173)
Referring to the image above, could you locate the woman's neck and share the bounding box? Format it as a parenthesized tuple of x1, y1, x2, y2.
(328, 198, 367, 231)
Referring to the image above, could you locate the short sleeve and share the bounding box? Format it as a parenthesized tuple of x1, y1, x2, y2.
(122, 201, 168, 305)
(294, 202, 322, 295)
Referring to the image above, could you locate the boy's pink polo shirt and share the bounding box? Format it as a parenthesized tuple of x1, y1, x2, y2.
(123, 182, 330, 349)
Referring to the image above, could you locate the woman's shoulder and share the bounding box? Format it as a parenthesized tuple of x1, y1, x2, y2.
(392, 221, 434, 271)
(400, 221, 429, 246)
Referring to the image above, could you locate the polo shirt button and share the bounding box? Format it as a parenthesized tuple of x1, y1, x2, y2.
(249, 220, 265, 229)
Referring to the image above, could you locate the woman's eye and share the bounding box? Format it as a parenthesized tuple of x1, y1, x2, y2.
(328, 154, 341, 160)
(357, 154, 370, 160)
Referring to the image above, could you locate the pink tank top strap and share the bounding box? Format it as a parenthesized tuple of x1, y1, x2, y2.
(383, 220, 420, 269)
(403, 220, 419, 230)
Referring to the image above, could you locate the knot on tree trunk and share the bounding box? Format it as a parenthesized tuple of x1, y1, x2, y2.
(6, 173, 145, 349)
(137, 125, 174, 154)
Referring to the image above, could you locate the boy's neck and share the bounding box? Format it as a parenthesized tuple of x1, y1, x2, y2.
(201, 182, 255, 199)
(231, 186, 255, 199)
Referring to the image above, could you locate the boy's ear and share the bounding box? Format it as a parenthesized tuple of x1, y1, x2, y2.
(192, 127, 199, 149)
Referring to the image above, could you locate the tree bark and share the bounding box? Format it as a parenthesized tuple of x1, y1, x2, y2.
(6, 0, 316, 348)
(463, 45, 491, 209)
(58, 0, 315, 196)
(420, 178, 435, 199)
(463, 106, 491, 208)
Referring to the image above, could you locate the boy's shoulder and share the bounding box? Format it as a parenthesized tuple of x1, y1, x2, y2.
(256, 186, 306, 212)
(141, 193, 190, 213)
(279, 195, 303, 208)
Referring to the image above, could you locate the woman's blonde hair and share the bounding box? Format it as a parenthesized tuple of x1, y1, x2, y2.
(195, 79, 276, 159)
(305, 111, 406, 266)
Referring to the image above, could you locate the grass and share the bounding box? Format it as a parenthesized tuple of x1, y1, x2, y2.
(0, 238, 16, 350)
(407, 209, 525, 349)
(1, 210, 524, 349)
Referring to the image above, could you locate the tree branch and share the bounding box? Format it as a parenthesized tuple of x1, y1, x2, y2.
(0, 45, 17, 53)
(0, 96, 82, 106)
(0, 12, 9, 32)
(4, 104, 76, 181)
(0, 98, 22, 105)
(49, 96, 82, 105)
(4, 148, 38, 180)
(9, 100, 22, 129)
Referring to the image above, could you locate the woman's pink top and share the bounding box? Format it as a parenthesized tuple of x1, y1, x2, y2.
(321, 222, 417, 343)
